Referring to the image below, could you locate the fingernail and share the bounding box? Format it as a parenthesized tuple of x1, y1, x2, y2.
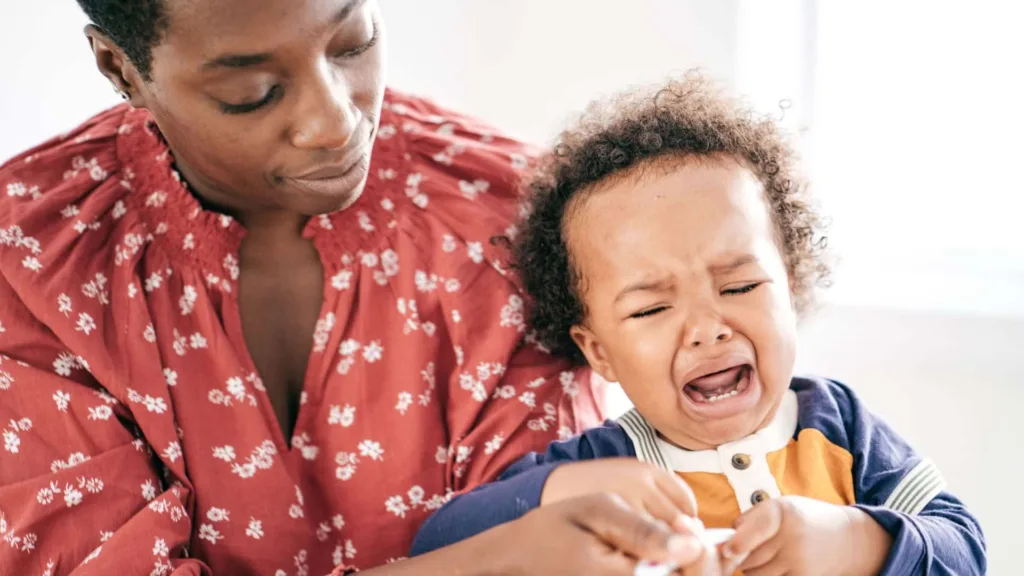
(671, 514, 688, 531)
(677, 514, 704, 533)
(721, 542, 746, 563)
(667, 535, 701, 560)
(725, 552, 748, 570)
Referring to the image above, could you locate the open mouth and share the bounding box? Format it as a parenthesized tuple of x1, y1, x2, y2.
(683, 364, 752, 404)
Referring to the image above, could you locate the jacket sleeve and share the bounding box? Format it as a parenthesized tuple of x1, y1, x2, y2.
(814, 379, 986, 575)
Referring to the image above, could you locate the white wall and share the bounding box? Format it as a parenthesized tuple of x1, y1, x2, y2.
(2, 1, 1019, 572)
(382, 0, 740, 143)
(0, 7, 117, 162)
(808, 1, 1024, 319)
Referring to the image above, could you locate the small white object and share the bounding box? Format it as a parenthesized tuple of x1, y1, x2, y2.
(633, 529, 735, 576)
(702, 528, 737, 546)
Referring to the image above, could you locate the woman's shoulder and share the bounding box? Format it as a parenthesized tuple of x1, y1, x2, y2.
(0, 104, 140, 235)
(0, 105, 154, 324)
(383, 88, 540, 190)
(371, 90, 543, 280)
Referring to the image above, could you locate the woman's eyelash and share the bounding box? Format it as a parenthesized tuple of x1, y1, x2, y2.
(335, 20, 380, 59)
(219, 85, 282, 115)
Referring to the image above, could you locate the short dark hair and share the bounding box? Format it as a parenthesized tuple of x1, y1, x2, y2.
(514, 72, 830, 365)
(76, 0, 168, 80)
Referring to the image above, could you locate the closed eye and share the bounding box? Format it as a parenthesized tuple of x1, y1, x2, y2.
(722, 282, 762, 296)
(219, 85, 283, 115)
(629, 306, 668, 319)
(334, 19, 380, 59)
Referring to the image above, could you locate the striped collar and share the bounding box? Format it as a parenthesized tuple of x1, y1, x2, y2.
(617, 390, 799, 473)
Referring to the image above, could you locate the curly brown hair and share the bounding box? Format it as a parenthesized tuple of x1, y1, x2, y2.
(514, 72, 830, 365)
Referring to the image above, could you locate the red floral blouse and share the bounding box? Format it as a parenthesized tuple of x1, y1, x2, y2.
(0, 90, 603, 575)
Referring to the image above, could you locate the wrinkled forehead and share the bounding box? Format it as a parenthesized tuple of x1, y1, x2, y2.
(157, 0, 365, 65)
(564, 157, 773, 281)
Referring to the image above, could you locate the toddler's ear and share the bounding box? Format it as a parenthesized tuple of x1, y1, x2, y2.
(570, 324, 618, 383)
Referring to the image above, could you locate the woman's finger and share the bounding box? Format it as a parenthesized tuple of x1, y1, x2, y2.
(641, 486, 692, 531)
(567, 493, 706, 566)
(677, 538, 724, 576)
(652, 470, 699, 518)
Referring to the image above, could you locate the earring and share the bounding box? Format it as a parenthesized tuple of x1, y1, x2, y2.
(114, 87, 130, 101)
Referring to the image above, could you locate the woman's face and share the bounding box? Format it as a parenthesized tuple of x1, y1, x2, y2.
(94, 0, 387, 217)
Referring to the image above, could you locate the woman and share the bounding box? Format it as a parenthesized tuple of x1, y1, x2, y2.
(0, 0, 719, 574)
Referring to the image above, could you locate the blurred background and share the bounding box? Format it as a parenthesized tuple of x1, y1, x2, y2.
(2, 1, 1021, 571)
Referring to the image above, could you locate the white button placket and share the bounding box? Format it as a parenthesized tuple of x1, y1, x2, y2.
(717, 435, 782, 513)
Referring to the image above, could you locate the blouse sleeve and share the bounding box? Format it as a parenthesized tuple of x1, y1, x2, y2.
(389, 92, 607, 494)
(410, 422, 631, 556)
(0, 275, 211, 576)
(0, 111, 212, 575)
(444, 316, 604, 493)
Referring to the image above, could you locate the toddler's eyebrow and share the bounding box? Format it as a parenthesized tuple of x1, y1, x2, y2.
(614, 276, 674, 304)
(709, 254, 758, 275)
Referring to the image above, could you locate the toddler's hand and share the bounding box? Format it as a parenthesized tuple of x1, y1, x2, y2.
(722, 496, 890, 575)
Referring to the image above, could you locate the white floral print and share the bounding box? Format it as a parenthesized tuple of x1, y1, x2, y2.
(466, 241, 484, 264)
(246, 518, 264, 540)
(52, 391, 71, 412)
(328, 404, 356, 427)
(358, 440, 384, 461)
(458, 179, 490, 199)
(81, 273, 110, 305)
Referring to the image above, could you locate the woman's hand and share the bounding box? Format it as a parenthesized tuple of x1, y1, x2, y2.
(493, 492, 722, 575)
(542, 458, 700, 532)
(357, 492, 724, 576)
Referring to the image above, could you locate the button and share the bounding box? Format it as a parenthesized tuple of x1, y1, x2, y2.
(731, 453, 751, 470)
(750, 490, 770, 505)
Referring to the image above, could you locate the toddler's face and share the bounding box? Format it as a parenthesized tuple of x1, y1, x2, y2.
(567, 158, 798, 449)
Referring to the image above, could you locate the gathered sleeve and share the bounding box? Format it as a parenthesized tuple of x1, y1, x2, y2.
(0, 275, 210, 575)
(0, 107, 211, 576)
(386, 92, 607, 495)
(410, 422, 631, 556)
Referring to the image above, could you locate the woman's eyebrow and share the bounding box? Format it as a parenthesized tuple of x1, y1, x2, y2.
(200, 0, 366, 71)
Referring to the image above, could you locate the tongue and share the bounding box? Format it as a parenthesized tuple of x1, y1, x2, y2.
(688, 365, 744, 394)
